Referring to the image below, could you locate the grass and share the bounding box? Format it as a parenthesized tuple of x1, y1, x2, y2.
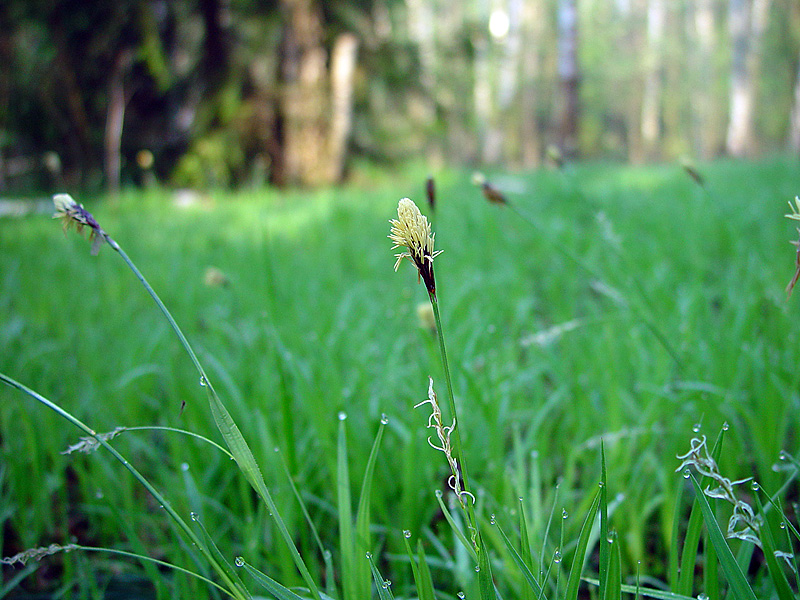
(1, 155, 799, 598)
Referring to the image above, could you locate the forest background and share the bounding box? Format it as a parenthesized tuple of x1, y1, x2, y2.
(2, 0, 800, 194)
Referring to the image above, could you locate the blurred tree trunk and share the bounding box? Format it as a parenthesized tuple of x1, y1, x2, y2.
(275, 0, 355, 186)
(557, 0, 580, 158)
(624, 0, 645, 164)
(327, 33, 358, 182)
(691, 0, 719, 158)
(520, 0, 544, 167)
(789, 50, 800, 153)
(726, 0, 770, 157)
(640, 0, 664, 160)
(104, 50, 133, 196)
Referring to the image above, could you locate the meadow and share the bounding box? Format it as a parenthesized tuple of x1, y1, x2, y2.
(1, 155, 799, 599)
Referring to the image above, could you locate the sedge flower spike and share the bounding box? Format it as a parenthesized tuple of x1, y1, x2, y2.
(53, 193, 110, 255)
(389, 198, 442, 295)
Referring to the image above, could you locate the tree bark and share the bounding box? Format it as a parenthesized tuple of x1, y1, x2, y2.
(276, 0, 329, 186)
(726, 0, 771, 157)
(790, 50, 800, 153)
(691, 0, 719, 158)
(641, 0, 665, 160)
(557, 0, 580, 158)
(327, 33, 358, 182)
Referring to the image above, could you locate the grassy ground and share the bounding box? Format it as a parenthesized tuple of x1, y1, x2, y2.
(1, 155, 799, 599)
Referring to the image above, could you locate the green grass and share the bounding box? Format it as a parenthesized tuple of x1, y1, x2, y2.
(1, 155, 799, 598)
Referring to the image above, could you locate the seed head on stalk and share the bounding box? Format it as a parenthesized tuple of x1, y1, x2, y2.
(388, 198, 442, 296)
(52, 193, 114, 255)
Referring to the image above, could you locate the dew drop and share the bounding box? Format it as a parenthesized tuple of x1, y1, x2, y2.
(692, 423, 701, 433)
(434, 489, 443, 498)
(457, 592, 466, 600)
(562, 509, 569, 519)
(721, 422, 729, 431)
(474, 565, 480, 572)
(199, 376, 207, 387)
(365, 551, 372, 559)
(234, 556, 244, 567)
(683, 469, 691, 479)
(380, 414, 389, 425)
(489, 514, 496, 525)
(779, 450, 789, 461)
(751, 481, 760, 492)
(780, 522, 787, 529)
(95, 490, 104, 499)
(323, 549, 332, 560)
(181, 462, 189, 472)
(553, 549, 562, 563)
(190, 512, 199, 521)
(338, 411, 347, 421)
(697, 594, 708, 600)
(382, 580, 391, 589)
(403, 529, 412, 539)
(598, 481, 605, 488)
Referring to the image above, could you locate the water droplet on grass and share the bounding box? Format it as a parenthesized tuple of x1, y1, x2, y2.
(380, 414, 389, 425)
(338, 411, 347, 421)
(190, 512, 199, 521)
(403, 530, 412, 539)
(234, 557, 244, 567)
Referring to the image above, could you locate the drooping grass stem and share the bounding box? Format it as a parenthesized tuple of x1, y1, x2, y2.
(0, 372, 249, 600)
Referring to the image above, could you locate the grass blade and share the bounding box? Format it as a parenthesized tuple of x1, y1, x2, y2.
(604, 531, 621, 600)
(598, 443, 609, 599)
(688, 474, 757, 600)
(493, 519, 545, 599)
(434, 491, 478, 562)
(565, 488, 601, 600)
(239, 559, 307, 600)
(337, 417, 357, 600)
(367, 553, 395, 600)
(402, 536, 436, 600)
(355, 419, 386, 598)
(476, 533, 496, 600)
(752, 492, 793, 600)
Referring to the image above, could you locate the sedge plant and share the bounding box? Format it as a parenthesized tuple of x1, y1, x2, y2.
(389, 197, 495, 598)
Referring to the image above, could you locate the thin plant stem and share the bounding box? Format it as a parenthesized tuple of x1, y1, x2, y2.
(0, 372, 249, 600)
(102, 231, 321, 600)
(105, 235, 212, 399)
(428, 292, 479, 541)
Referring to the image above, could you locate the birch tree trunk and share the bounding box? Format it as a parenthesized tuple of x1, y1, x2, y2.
(691, 0, 719, 158)
(520, 0, 544, 167)
(557, 0, 580, 158)
(327, 33, 358, 182)
(789, 50, 800, 152)
(641, 0, 665, 160)
(726, 0, 770, 157)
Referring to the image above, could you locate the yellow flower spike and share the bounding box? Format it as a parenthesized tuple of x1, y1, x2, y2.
(389, 197, 442, 296)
